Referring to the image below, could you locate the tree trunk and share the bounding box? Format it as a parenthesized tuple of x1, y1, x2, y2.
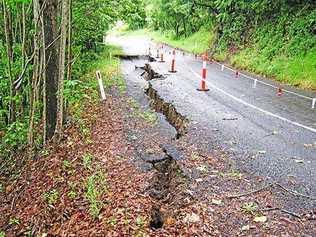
(43, 0, 58, 141)
(21, 3, 26, 68)
(55, 0, 69, 138)
(28, 0, 41, 150)
(2, 0, 16, 124)
(66, 0, 73, 82)
(41, 12, 47, 144)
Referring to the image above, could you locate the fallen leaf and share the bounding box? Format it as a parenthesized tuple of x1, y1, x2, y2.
(212, 199, 223, 206)
(304, 143, 313, 148)
(197, 166, 208, 172)
(254, 216, 267, 223)
(165, 217, 176, 226)
(294, 159, 304, 164)
(241, 225, 250, 231)
(184, 213, 200, 223)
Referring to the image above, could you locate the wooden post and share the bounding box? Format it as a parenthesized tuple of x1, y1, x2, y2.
(96, 70, 106, 101)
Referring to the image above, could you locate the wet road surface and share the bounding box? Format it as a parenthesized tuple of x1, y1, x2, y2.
(107, 35, 316, 209)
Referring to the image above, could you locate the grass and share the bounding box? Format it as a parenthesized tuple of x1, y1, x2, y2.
(43, 189, 59, 205)
(123, 28, 214, 55)
(92, 45, 126, 94)
(85, 171, 107, 219)
(80, 44, 125, 95)
(9, 217, 20, 226)
(231, 47, 316, 89)
(83, 153, 94, 170)
(153, 28, 214, 55)
(67, 190, 78, 200)
(241, 202, 259, 215)
(127, 98, 157, 125)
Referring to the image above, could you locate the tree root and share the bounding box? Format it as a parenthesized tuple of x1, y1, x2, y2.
(260, 207, 301, 219)
(228, 182, 316, 201)
(227, 182, 275, 199)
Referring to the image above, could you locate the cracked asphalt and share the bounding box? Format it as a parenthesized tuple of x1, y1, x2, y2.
(107, 35, 316, 210)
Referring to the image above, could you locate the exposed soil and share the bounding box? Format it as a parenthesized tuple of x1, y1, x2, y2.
(146, 85, 188, 138)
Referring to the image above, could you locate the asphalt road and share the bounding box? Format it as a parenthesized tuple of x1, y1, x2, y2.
(107, 35, 316, 209)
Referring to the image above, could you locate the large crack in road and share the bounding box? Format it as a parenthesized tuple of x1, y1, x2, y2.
(120, 56, 192, 229)
(115, 33, 316, 215)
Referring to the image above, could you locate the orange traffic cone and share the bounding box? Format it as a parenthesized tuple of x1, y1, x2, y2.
(159, 53, 165, 63)
(197, 54, 210, 92)
(277, 87, 283, 96)
(156, 48, 160, 58)
(169, 49, 177, 73)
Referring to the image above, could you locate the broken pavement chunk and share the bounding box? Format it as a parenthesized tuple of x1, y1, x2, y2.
(160, 144, 184, 161)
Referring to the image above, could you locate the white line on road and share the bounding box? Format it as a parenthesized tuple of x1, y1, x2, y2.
(189, 67, 316, 134)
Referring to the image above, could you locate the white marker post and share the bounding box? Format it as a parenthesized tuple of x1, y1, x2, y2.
(96, 70, 106, 101)
(148, 47, 152, 56)
(156, 48, 160, 58)
(221, 65, 225, 71)
(312, 98, 316, 109)
(253, 79, 257, 89)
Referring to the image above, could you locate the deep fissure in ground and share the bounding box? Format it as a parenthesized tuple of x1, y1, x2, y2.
(130, 60, 191, 229)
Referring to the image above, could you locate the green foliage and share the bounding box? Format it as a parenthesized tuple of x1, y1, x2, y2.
(72, 0, 146, 50)
(127, 98, 157, 124)
(0, 0, 134, 164)
(63, 160, 72, 170)
(144, 27, 214, 54)
(136, 216, 145, 227)
(146, 0, 210, 37)
(141, 0, 316, 88)
(108, 217, 118, 226)
(139, 111, 157, 124)
(213, 1, 316, 88)
(118, 0, 146, 29)
(9, 217, 20, 225)
(43, 189, 59, 205)
(67, 190, 78, 200)
(83, 153, 94, 169)
(85, 171, 107, 219)
(73, 0, 112, 50)
(241, 202, 259, 215)
(67, 181, 78, 199)
(0, 121, 28, 158)
(0, 231, 5, 237)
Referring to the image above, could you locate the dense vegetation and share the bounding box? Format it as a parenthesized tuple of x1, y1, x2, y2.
(144, 0, 316, 89)
(0, 0, 144, 172)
